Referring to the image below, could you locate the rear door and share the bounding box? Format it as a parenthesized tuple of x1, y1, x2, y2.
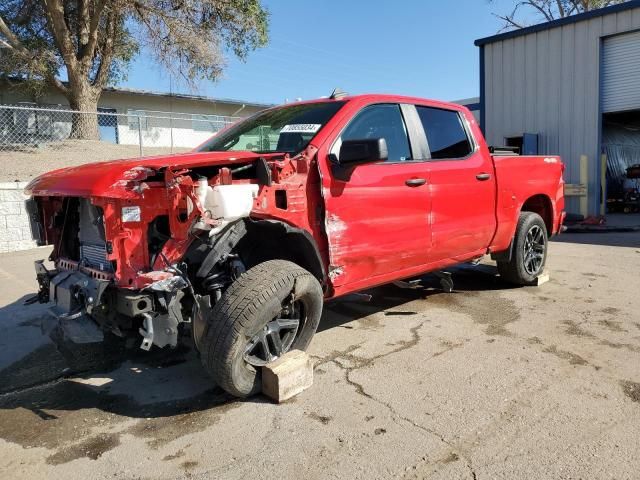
(321, 103, 431, 288)
(415, 105, 497, 261)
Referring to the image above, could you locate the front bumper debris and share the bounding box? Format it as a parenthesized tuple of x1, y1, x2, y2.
(37, 262, 110, 344)
(32, 259, 189, 352)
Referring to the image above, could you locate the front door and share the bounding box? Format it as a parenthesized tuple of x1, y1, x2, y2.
(321, 103, 431, 289)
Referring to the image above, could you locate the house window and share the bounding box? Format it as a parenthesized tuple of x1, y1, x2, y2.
(127, 109, 148, 131)
(192, 114, 228, 133)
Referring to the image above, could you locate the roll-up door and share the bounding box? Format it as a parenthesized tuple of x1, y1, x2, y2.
(602, 30, 640, 113)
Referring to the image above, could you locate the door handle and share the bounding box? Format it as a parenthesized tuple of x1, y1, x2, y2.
(405, 178, 427, 187)
(476, 173, 491, 181)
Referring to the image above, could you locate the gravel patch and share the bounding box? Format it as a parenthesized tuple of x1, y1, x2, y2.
(0, 140, 189, 182)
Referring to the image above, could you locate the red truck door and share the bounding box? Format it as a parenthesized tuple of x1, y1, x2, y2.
(320, 103, 431, 288)
(415, 105, 496, 261)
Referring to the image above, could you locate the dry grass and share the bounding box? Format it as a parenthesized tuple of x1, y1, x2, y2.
(0, 140, 190, 182)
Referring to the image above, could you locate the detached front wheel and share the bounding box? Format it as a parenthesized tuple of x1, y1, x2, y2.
(201, 260, 323, 397)
(497, 212, 548, 286)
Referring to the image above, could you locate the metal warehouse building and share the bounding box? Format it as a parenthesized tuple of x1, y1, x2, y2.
(476, 1, 640, 215)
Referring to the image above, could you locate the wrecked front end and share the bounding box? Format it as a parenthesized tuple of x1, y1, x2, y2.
(25, 151, 319, 358)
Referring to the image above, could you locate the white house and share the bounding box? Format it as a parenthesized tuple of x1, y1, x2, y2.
(0, 81, 272, 149)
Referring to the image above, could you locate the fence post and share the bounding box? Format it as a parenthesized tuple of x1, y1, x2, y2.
(137, 115, 143, 157)
(170, 116, 174, 153)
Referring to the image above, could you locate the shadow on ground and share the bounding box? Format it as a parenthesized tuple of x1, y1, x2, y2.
(320, 263, 517, 332)
(554, 231, 640, 248)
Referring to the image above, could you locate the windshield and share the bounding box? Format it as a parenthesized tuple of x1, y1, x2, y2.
(197, 101, 346, 155)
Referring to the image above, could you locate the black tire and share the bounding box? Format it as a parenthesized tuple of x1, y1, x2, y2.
(497, 212, 548, 286)
(201, 260, 323, 397)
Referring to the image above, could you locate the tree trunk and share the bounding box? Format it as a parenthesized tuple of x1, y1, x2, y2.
(67, 85, 100, 141)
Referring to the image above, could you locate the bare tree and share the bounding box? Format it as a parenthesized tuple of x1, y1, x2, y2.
(490, 0, 629, 30)
(0, 1, 269, 139)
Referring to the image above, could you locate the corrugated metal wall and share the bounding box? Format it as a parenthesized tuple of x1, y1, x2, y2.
(482, 7, 640, 214)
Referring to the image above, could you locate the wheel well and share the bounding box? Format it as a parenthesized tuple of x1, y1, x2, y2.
(237, 220, 326, 285)
(521, 194, 553, 234)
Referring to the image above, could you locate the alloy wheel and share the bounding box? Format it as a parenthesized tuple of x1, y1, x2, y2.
(243, 301, 304, 367)
(523, 225, 546, 275)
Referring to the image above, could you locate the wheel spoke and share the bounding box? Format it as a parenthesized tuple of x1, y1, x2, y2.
(525, 258, 534, 274)
(274, 317, 299, 330)
(260, 333, 274, 362)
(269, 331, 284, 356)
(533, 227, 543, 244)
(244, 338, 258, 356)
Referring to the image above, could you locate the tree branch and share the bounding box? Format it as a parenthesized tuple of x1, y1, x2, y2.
(42, 0, 78, 75)
(78, 0, 90, 48)
(0, 14, 69, 95)
(523, 0, 555, 21)
(492, 4, 527, 31)
(46, 72, 69, 95)
(0, 15, 30, 55)
(80, 0, 108, 66)
(91, 8, 117, 89)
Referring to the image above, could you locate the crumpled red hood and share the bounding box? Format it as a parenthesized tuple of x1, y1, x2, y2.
(25, 150, 266, 198)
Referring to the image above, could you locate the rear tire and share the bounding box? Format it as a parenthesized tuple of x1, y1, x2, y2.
(201, 260, 323, 397)
(497, 212, 548, 286)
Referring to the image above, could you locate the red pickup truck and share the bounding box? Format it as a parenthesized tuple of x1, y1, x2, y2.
(25, 94, 565, 397)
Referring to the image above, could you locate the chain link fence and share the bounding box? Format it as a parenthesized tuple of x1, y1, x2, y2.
(0, 104, 241, 155)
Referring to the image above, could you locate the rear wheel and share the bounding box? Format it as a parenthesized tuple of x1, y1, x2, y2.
(497, 212, 548, 286)
(201, 260, 323, 397)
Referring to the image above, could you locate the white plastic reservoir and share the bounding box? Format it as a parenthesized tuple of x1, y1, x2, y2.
(202, 184, 259, 220)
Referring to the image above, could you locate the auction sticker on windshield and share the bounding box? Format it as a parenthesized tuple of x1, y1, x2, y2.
(280, 124, 321, 133)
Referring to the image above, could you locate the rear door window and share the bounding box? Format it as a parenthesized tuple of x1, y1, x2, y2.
(416, 107, 473, 159)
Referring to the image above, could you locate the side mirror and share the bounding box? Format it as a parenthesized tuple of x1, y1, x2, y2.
(337, 138, 388, 166)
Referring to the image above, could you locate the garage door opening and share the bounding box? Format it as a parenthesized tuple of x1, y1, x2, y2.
(603, 110, 640, 214)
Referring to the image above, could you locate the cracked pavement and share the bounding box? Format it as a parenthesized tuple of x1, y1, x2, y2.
(0, 231, 639, 479)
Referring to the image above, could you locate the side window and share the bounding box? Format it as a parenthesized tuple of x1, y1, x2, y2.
(340, 104, 412, 162)
(416, 107, 472, 159)
(128, 109, 148, 131)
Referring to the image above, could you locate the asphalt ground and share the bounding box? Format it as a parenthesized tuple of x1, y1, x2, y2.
(0, 231, 639, 479)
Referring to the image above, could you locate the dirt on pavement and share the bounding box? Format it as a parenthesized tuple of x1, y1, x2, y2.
(0, 232, 639, 479)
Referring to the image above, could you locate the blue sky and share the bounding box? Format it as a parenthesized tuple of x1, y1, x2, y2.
(121, 0, 522, 105)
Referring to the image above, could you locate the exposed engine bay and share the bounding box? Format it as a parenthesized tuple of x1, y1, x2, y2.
(26, 149, 325, 357)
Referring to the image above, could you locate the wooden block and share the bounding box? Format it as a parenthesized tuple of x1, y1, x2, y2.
(534, 271, 550, 286)
(262, 350, 313, 403)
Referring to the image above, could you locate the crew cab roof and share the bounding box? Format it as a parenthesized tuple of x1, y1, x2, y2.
(277, 94, 472, 112)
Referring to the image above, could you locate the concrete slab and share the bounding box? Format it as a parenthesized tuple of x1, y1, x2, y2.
(0, 233, 639, 479)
